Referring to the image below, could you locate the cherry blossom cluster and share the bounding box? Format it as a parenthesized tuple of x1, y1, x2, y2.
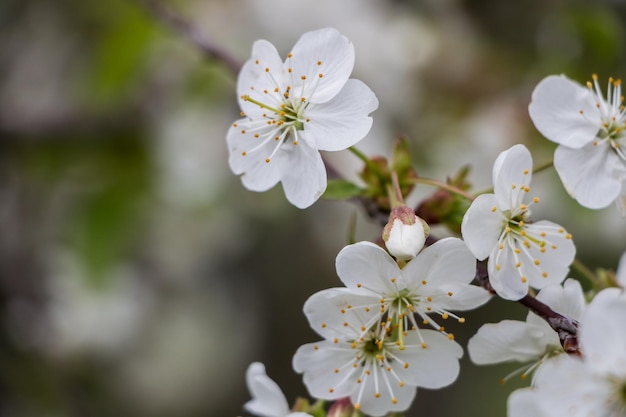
(227, 28, 626, 417)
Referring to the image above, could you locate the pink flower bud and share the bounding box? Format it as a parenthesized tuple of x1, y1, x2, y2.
(382, 205, 429, 260)
(328, 398, 354, 417)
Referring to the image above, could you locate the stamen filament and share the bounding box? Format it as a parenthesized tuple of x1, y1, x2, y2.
(242, 95, 283, 114)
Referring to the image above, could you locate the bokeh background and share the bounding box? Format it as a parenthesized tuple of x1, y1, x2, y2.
(1, 0, 626, 416)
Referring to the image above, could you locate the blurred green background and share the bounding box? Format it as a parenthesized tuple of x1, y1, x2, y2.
(1, 0, 625, 416)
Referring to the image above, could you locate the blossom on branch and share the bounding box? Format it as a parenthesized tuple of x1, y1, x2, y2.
(227, 28, 379, 208)
(508, 288, 626, 417)
(529, 74, 626, 210)
(461, 144, 576, 300)
(244, 362, 312, 417)
(467, 279, 585, 379)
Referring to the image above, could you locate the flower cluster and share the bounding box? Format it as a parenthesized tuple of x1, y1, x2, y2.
(292, 239, 490, 416)
(229, 29, 626, 417)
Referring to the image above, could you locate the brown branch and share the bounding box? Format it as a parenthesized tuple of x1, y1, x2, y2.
(138, 0, 243, 75)
(518, 294, 580, 355)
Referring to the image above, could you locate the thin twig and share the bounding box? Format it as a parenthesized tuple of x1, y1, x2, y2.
(138, 0, 243, 75)
(517, 294, 580, 355)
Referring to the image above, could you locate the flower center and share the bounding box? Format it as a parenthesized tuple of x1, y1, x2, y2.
(360, 335, 387, 358)
(242, 93, 307, 132)
(586, 74, 626, 160)
(491, 183, 572, 285)
(236, 57, 326, 163)
(348, 332, 406, 409)
(381, 286, 464, 350)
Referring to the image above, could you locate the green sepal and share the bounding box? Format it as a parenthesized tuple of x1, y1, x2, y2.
(390, 137, 418, 200)
(324, 179, 367, 200)
(293, 398, 326, 417)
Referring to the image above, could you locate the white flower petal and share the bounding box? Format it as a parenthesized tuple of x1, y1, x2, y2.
(461, 193, 504, 260)
(305, 79, 378, 151)
(287, 28, 355, 104)
(554, 142, 626, 209)
(430, 283, 491, 311)
(617, 182, 626, 215)
(349, 368, 417, 417)
(579, 288, 626, 376)
(528, 75, 599, 149)
(520, 221, 575, 290)
(531, 278, 585, 322)
(245, 362, 291, 417)
(302, 288, 379, 340)
(508, 388, 548, 417)
(617, 252, 626, 288)
(529, 355, 610, 416)
(292, 341, 361, 401)
(492, 144, 533, 210)
(488, 244, 529, 300)
(280, 141, 326, 208)
(393, 330, 462, 388)
(402, 238, 476, 290)
(468, 320, 555, 365)
(237, 40, 286, 119)
(488, 221, 575, 300)
(335, 242, 402, 295)
(227, 120, 287, 191)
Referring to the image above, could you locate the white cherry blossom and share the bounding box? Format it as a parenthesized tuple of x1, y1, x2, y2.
(244, 362, 311, 417)
(529, 74, 626, 209)
(508, 288, 626, 417)
(468, 279, 585, 379)
(293, 288, 463, 417)
(227, 28, 378, 208)
(334, 239, 491, 339)
(461, 144, 576, 300)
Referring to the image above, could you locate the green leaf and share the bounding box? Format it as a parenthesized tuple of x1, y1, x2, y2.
(323, 180, 366, 200)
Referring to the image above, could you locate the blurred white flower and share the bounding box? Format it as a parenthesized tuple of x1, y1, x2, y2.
(617, 251, 626, 289)
(461, 144, 576, 300)
(227, 27, 378, 208)
(245, 362, 311, 417)
(293, 288, 462, 417)
(468, 279, 585, 378)
(508, 288, 626, 417)
(529, 74, 626, 210)
(43, 251, 153, 356)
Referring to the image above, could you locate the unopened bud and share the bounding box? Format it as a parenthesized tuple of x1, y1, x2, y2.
(382, 205, 429, 260)
(328, 398, 355, 417)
